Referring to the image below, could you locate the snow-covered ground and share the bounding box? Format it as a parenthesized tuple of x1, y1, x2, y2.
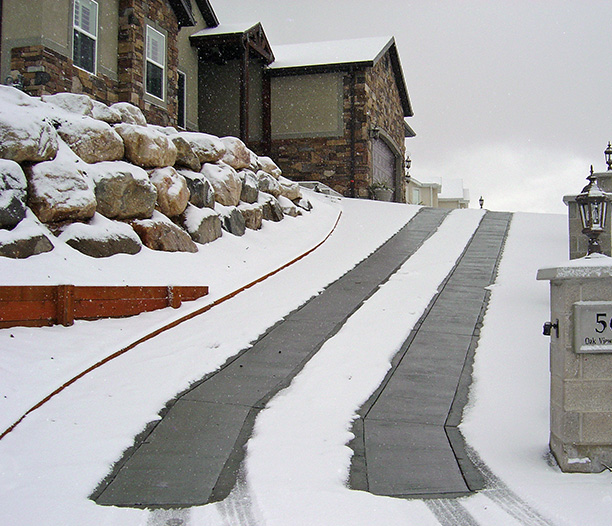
(1, 192, 611, 525)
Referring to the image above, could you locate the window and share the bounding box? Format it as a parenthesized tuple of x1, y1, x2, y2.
(73, 0, 98, 74)
(177, 71, 186, 129)
(146, 26, 165, 100)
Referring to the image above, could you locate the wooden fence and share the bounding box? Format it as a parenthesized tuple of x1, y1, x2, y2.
(0, 285, 209, 329)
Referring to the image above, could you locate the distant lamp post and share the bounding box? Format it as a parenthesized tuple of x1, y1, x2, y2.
(605, 141, 612, 171)
(576, 166, 609, 255)
(479, 196, 484, 209)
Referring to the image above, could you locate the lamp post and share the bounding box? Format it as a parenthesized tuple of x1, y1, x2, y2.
(479, 196, 484, 209)
(576, 166, 609, 256)
(605, 141, 612, 171)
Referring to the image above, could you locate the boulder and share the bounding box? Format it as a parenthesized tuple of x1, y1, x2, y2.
(115, 123, 177, 168)
(0, 159, 27, 229)
(257, 170, 281, 197)
(258, 192, 284, 222)
(257, 156, 282, 179)
(238, 203, 263, 230)
(178, 132, 226, 163)
(25, 143, 97, 223)
(171, 134, 201, 171)
(0, 214, 54, 259)
(0, 110, 58, 163)
(295, 197, 313, 212)
(59, 213, 142, 258)
(238, 169, 259, 204)
(179, 203, 222, 244)
(91, 100, 122, 124)
(178, 169, 215, 209)
(110, 102, 147, 125)
(279, 176, 302, 201)
(42, 93, 94, 117)
(217, 205, 246, 236)
(92, 161, 157, 220)
(149, 167, 190, 217)
(201, 162, 242, 207)
(131, 211, 198, 253)
(278, 195, 301, 217)
(57, 117, 124, 164)
(220, 136, 251, 170)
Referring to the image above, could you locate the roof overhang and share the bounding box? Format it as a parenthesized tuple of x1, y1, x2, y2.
(190, 22, 275, 65)
(168, 0, 219, 28)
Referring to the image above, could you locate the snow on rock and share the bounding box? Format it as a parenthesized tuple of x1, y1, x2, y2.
(220, 136, 252, 170)
(170, 134, 201, 172)
(110, 102, 147, 125)
(91, 99, 122, 124)
(91, 161, 157, 220)
(0, 159, 27, 229)
(257, 169, 282, 197)
(0, 210, 54, 259)
(56, 116, 124, 164)
(149, 166, 190, 217)
(25, 142, 96, 223)
(201, 161, 242, 207)
(279, 176, 302, 201)
(278, 194, 301, 217)
(115, 123, 177, 168)
(258, 191, 285, 222)
(178, 131, 226, 163)
(238, 169, 259, 204)
(0, 106, 58, 163)
(131, 210, 198, 253)
(216, 203, 246, 236)
(41, 93, 94, 117)
(238, 202, 264, 230)
(179, 203, 222, 244)
(257, 155, 282, 179)
(58, 213, 142, 258)
(178, 169, 215, 209)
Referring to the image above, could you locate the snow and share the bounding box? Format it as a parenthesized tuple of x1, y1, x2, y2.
(269, 36, 394, 70)
(1, 195, 611, 525)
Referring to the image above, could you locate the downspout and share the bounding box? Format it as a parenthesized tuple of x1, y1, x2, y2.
(349, 67, 356, 198)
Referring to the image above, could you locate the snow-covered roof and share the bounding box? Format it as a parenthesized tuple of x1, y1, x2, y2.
(268, 36, 394, 70)
(439, 178, 470, 203)
(190, 21, 260, 38)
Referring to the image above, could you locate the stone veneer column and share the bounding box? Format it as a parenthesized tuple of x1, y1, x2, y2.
(537, 258, 612, 472)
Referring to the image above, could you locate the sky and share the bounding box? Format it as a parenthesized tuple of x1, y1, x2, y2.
(212, 1, 612, 213)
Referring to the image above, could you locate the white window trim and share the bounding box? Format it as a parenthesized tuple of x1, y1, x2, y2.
(145, 25, 166, 102)
(72, 0, 98, 75)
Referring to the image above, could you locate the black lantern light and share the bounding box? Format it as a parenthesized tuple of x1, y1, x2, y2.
(479, 196, 484, 209)
(576, 166, 609, 255)
(605, 141, 612, 171)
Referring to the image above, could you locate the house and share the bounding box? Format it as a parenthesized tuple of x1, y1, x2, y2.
(406, 176, 441, 207)
(1, 2, 416, 202)
(0, 0, 219, 130)
(266, 37, 415, 202)
(438, 178, 470, 209)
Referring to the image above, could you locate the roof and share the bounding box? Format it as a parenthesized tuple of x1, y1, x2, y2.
(190, 22, 275, 64)
(439, 178, 470, 203)
(268, 36, 413, 117)
(167, 0, 219, 28)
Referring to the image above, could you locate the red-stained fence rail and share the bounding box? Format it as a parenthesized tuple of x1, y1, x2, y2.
(0, 285, 209, 329)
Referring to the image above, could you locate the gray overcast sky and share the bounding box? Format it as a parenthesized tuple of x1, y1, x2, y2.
(213, 1, 612, 213)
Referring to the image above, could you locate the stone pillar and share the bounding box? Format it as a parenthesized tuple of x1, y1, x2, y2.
(564, 170, 612, 260)
(537, 259, 612, 472)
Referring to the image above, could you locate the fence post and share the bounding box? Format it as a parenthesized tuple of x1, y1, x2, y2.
(56, 285, 75, 326)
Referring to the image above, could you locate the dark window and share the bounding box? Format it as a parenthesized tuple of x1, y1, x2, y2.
(73, 0, 98, 74)
(177, 71, 186, 128)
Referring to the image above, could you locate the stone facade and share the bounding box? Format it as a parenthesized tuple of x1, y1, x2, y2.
(538, 264, 612, 472)
(8, 0, 180, 127)
(269, 50, 407, 201)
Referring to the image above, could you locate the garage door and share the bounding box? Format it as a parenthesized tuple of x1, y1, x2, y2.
(372, 138, 396, 195)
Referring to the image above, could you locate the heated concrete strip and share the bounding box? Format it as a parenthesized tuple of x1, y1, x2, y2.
(92, 207, 451, 508)
(349, 211, 512, 498)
